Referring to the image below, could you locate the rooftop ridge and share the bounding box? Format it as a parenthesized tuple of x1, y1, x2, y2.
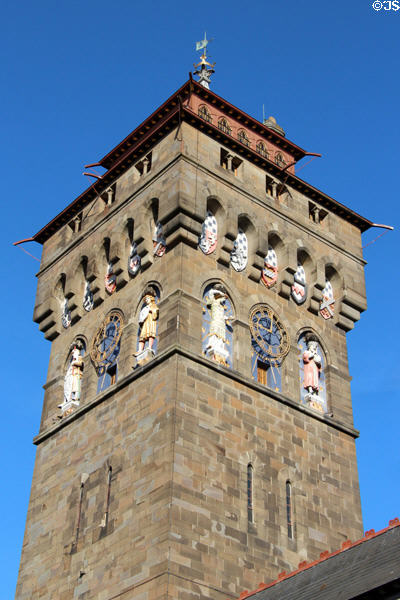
(234, 517, 400, 600)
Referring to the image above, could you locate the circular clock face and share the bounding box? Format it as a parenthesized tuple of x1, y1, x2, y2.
(90, 311, 124, 368)
(249, 305, 290, 362)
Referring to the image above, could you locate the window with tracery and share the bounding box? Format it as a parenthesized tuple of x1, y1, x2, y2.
(198, 104, 212, 123)
(256, 141, 268, 158)
(275, 152, 286, 167)
(238, 129, 250, 147)
(218, 117, 231, 135)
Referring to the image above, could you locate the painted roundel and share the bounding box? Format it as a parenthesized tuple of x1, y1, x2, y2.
(90, 311, 124, 369)
(249, 305, 290, 363)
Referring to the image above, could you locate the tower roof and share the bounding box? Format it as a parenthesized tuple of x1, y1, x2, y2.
(31, 78, 373, 244)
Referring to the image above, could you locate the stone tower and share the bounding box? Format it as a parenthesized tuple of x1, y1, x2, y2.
(16, 76, 372, 600)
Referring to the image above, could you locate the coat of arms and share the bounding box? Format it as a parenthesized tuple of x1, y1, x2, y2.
(291, 263, 307, 305)
(199, 211, 217, 255)
(261, 246, 278, 288)
(128, 242, 141, 276)
(61, 298, 71, 329)
(153, 223, 166, 257)
(230, 229, 248, 272)
(320, 280, 335, 319)
(83, 281, 94, 312)
(105, 263, 116, 294)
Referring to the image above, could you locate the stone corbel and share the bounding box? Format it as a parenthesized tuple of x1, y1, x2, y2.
(277, 245, 297, 300)
(249, 228, 269, 283)
(134, 222, 152, 271)
(336, 287, 367, 331)
(308, 260, 325, 315)
(33, 297, 60, 341)
(217, 212, 236, 267)
(86, 256, 105, 307)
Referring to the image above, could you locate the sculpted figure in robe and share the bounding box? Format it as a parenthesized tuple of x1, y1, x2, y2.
(303, 336, 322, 397)
(137, 291, 159, 353)
(205, 287, 232, 365)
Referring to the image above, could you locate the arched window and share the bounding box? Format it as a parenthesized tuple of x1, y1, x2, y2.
(237, 129, 250, 147)
(91, 311, 123, 393)
(286, 480, 293, 539)
(256, 141, 268, 158)
(275, 152, 286, 167)
(198, 104, 212, 123)
(298, 332, 327, 413)
(218, 117, 231, 135)
(247, 464, 254, 523)
(202, 283, 234, 368)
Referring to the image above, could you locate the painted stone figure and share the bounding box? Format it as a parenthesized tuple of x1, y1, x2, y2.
(202, 286, 233, 367)
(59, 345, 84, 417)
(291, 263, 307, 305)
(320, 279, 335, 320)
(261, 246, 278, 288)
(134, 290, 159, 366)
(199, 211, 218, 255)
(105, 263, 117, 294)
(83, 281, 94, 312)
(153, 222, 166, 257)
(128, 242, 141, 276)
(61, 299, 71, 329)
(298, 333, 326, 413)
(230, 229, 248, 272)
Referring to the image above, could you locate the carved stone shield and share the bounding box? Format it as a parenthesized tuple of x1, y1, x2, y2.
(61, 299, 71, 329)
(320, 280, 335, 319)
(230, 229, 248, 272)
(199, 211, 217, 255)
(128, 243, 141, 276)
(105, 263, 116, 294)
(83, 281, 94, 312)
(261, 246, 278, 288)
(291, 264, 307, 305)
(153, 223, 166, 257)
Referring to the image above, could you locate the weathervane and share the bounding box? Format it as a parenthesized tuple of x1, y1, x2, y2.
(194, 32, 215, 89)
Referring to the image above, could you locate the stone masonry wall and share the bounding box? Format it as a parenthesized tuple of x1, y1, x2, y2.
(18, 121, 367, 599)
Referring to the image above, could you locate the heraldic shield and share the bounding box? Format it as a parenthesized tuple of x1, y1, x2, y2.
(261, 246, 278, 288)
(128, 242, 141, 276)
(230, 229, 248, 272)
(105, 263, 117, 295)
(199, 211, 218, 255)
(320, 280, 335, 319)
(291, 263, 307, 305)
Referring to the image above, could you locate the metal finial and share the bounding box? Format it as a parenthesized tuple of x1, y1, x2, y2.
(194, 32, 215, 89)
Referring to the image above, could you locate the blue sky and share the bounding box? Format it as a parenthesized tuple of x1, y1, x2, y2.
(3, 0, 399, 596)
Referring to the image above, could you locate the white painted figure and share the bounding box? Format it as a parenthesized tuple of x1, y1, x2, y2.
(204, 288, 232, 365)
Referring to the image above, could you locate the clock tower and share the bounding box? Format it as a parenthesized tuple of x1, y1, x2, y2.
(16, 65, 372, 599)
